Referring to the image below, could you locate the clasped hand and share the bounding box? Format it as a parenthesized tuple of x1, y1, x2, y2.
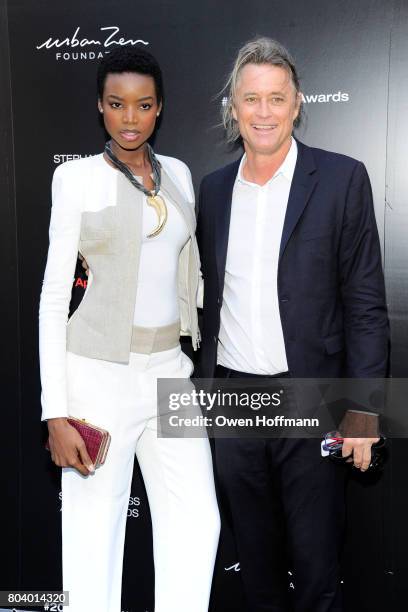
(339, 411, 380, 472)
(47, 418, 95, 476)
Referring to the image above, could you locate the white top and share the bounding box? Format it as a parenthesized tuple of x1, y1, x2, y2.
(133, 182, 189, 326)
(217, 137, 298, 374)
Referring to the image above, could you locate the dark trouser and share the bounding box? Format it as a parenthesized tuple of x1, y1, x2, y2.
(214, 366, 346, 612)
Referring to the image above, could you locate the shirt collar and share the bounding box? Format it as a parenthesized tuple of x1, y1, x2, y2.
(237, 136, 298, 186)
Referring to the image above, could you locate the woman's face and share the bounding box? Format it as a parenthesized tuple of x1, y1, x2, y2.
(99, 71, 161, 152)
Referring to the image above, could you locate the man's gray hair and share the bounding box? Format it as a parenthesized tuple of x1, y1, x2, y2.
(221, 37, 303, 144)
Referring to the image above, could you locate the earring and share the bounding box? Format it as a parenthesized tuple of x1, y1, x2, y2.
(156, 112, 160, 117)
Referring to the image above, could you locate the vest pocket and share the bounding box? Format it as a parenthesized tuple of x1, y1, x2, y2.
(80, 205, 117, 248)
(80, 233, 116, 255)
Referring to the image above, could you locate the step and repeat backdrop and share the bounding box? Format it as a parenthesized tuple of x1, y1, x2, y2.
(2, 0, 408, 610)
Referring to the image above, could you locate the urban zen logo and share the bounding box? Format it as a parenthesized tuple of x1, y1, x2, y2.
(36, 26, 149, 61)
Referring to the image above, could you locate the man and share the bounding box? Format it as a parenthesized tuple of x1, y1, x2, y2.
(196, 37, 388, 611)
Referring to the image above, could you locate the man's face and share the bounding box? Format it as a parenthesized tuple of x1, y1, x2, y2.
(232, 63, 301, 158)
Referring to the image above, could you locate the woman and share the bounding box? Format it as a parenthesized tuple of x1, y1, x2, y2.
(39, 46, 220, 612)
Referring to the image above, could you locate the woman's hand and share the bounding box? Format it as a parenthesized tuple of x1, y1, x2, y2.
(47, 418, 95, 476)
(78, 253, 89, 276)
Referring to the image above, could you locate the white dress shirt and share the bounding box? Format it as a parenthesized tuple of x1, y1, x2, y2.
(217, 137, 298, 374)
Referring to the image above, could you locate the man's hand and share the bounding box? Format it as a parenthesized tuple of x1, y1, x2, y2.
(339, 410, 380, 472)
(78, 253, 89, 276)
(341, 437, 380, 471)
(47, 417, 94, 476)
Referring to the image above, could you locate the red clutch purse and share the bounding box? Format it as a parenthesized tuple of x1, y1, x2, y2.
(46, 417, 111, 468)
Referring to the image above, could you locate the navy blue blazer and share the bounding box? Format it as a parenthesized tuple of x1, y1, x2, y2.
(196, 140, 389, 379)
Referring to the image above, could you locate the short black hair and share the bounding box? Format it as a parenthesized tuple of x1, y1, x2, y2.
(97, 46, 163, 105)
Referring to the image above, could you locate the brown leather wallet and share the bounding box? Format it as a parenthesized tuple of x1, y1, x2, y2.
(46, 417, 111, 468)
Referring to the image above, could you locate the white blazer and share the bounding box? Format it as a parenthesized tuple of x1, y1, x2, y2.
(39, 153, 201, 420)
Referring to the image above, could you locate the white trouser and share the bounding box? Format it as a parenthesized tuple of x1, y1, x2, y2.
(62, 346, 220, 612)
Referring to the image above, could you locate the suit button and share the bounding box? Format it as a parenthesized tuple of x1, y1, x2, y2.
(217, 297, 221, 305)
(213, 336, 217, 343)
(280, 296, 289, 303)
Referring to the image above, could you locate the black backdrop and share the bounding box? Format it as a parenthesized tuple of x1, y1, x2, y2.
(2, 1, 408, 611)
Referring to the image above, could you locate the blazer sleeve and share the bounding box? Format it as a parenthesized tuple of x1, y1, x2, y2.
(196, 178, 207, 309)
(339, 161, 389, 378)
(39, 164, 82, 420)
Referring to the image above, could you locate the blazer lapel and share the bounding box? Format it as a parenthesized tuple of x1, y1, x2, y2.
(215, 159, 241, 290)
(279, 141, 318, 259)
(160, 166, 196, 234)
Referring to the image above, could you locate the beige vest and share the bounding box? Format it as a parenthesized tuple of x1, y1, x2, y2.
(66, 167, 200, 363)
